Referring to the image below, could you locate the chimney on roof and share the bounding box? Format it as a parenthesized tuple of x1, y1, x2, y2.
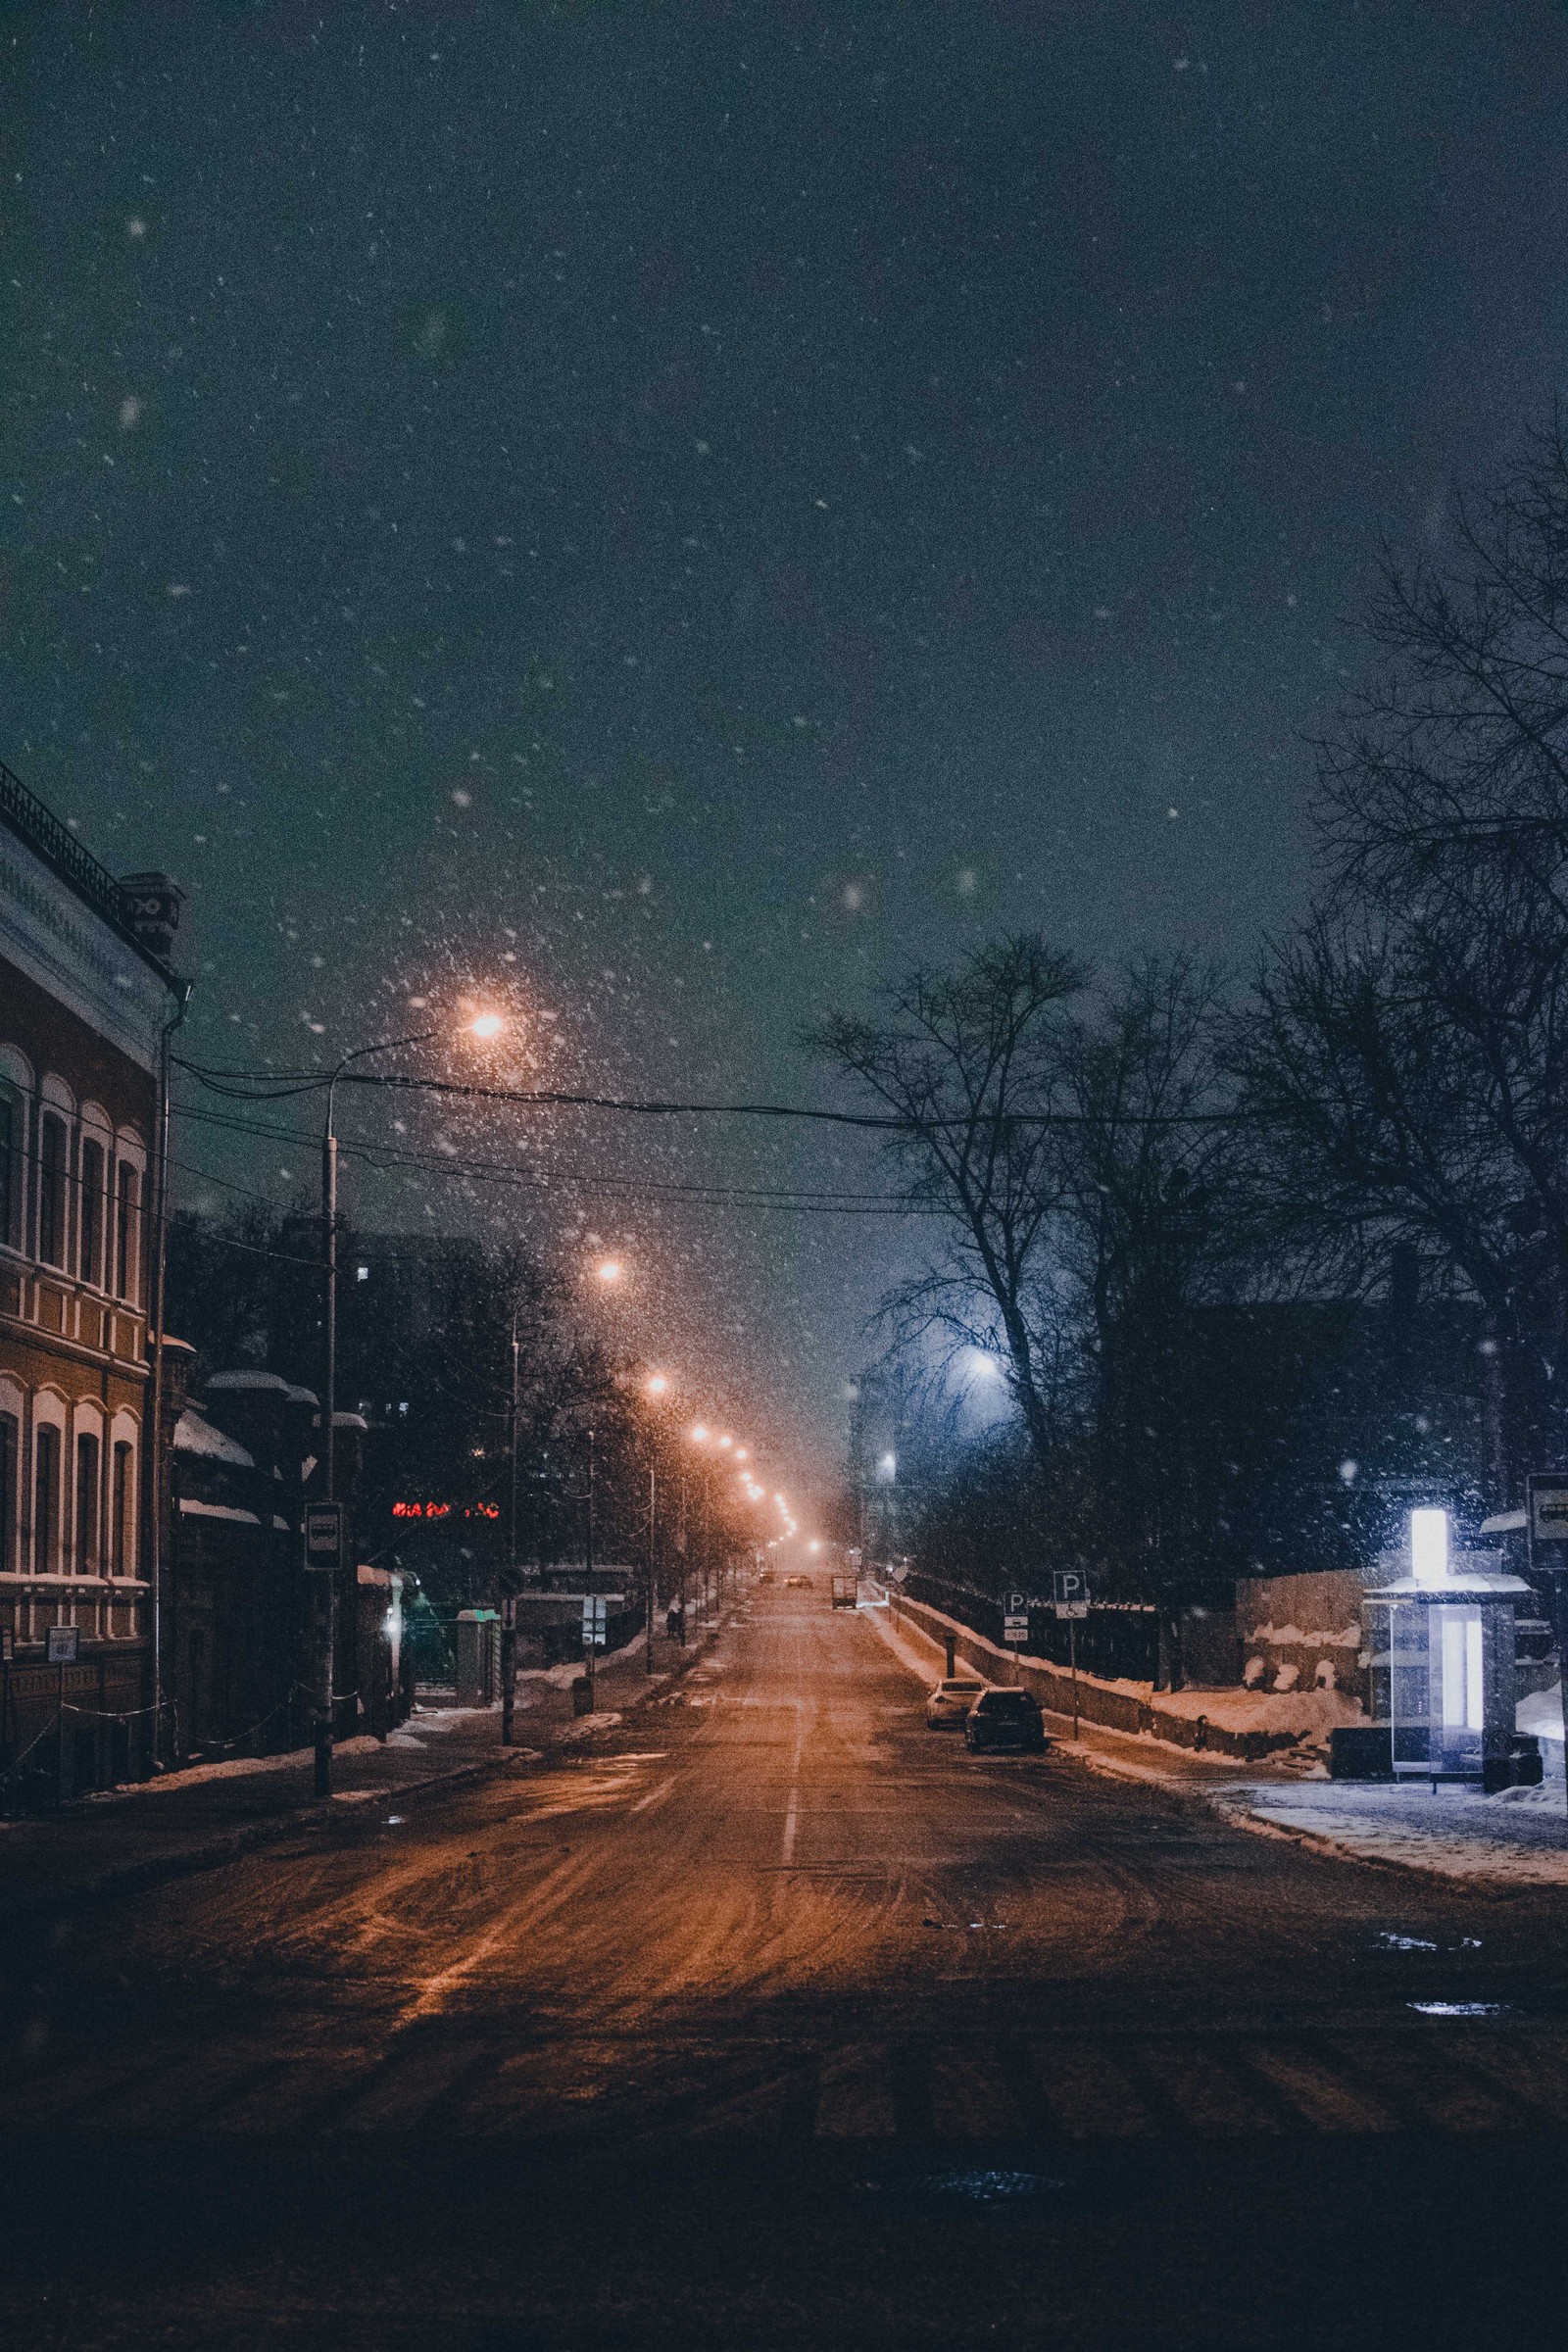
(120, 870, 184, 963)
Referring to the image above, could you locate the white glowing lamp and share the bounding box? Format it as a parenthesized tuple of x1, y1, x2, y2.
(1410, 1506, 1449, 1587)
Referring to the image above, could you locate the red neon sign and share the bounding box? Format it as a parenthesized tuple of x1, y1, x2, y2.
(392, 1501, 500, 1521)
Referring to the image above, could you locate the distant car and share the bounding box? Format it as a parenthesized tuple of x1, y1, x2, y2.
(784, 1574, 811, 1589)
(926, 1676, 987, 1728)
(964, 1688, 1048, 1753)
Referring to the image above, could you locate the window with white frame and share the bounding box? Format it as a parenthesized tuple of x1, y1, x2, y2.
(32, 1421, 60, 1575)
(115, 1159, 140, 1302)
(38, 1113, 68, 1267)
(74, 1428, 100, 1574)
(79, 1135, 107, 1288)
(0, 1087, 19, 1252)
(0, 1409, 17, 1575)
(111, 1436, 134, 1576)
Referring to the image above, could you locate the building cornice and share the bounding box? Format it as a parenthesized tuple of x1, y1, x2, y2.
(0, 826, 173, 1073)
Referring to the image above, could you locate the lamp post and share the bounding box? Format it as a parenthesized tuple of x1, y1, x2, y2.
(644, 1374, 670, 1672)
(312, 1011, 501, 1796)
(501, 1305, 521, 1746)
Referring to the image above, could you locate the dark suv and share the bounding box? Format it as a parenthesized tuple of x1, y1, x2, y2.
(964, 1688, 1048, 1753)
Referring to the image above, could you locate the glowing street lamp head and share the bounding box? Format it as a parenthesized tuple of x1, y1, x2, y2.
(717, 1434, 733, 1450)
(1411, 1505, 1449, 1587)
(595, 1258, 623, 1286)
(734, 1447, 749, 1463)
(646, 1373, 669, 1397)
(468, 1010, 505, 1040)
(690, 1424, 710, 1445)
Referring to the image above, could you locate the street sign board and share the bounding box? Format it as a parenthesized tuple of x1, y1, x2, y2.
(1003, 1613, 1029, 1645)
(1052, 1569, 1092, 1619)
(1529, 1479, 1568, 1544)
(47, 1626, 79, 1665)
(304, 1502, 344, 1571)
(581, 1596, 609, 1649)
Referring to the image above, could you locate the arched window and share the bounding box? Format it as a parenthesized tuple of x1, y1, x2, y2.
(115, 1161, 140, 1302)
(38, 1114, 67, 1267)
(0, 1406, 17, 1575)
(79, 1137, 106, 1287)
(33, 1423, 59, 1575)
(111, 1438, 134, 1576)
(0, 1088, 19, 1253)
(74, 1430, 100, 1574)
(0, 1048, 32, 1258)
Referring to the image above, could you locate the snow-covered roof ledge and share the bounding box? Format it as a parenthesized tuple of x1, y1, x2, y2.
(173, 1408, 254, 1468)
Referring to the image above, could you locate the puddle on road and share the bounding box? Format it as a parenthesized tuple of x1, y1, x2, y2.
(920, 1918, 1011, 1933)
(1369, 1932, 1483, 1955)
(855, 2166, 1070, 2209)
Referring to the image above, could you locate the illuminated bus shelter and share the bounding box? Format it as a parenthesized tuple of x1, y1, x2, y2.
(1365, 1508, 1532, 1788)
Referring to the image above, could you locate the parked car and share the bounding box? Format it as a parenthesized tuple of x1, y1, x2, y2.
(926, 1676, 987, 1728)
(964, 1688, 1048, 1753)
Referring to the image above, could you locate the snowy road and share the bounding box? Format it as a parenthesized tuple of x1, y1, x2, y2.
(3, 1583, 1568, 2347)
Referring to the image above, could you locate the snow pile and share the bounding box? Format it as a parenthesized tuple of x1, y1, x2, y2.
(1242, 1619, 1360, 1650)
(1215, 1771, 1568, 1886)
(1132, 1683, 1362, 1738)
(1518, 1684, 1564, 1745)
(122, 1735, 385, 1793)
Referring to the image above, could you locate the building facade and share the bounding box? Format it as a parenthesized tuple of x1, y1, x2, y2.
(0, 760, 182, 1801)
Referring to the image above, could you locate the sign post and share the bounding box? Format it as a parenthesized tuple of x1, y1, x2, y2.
(581, 1593, 607, 1710)
(1053, 1570, 1092, 1740)
(304, 1503, 344, 1797)
(48, 1624, 78, 1800)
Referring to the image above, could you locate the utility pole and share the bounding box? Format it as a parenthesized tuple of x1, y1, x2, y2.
(584, 1424, 596, 1710)
(315, 1106, 338, 1797)
(646, 1455, 658, 1673)
(145, 978, 189, 1773)
(501, 1308, 520, 1746)
(314, 1028, 434, 1798)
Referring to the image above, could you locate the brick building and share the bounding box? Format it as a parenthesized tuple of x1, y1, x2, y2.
(0, 759, 184, 1801)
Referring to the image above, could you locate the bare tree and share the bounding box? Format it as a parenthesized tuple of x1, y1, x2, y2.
(808, 935, 1087, 1472)
(1235, 416, 1568, 1486)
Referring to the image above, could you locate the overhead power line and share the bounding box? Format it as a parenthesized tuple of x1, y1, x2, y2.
(174, 1054, 1250, 1130)
(171, 1101, 946, 1218)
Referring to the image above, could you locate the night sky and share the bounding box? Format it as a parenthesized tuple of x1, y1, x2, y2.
(7, 3, 1568, 1479)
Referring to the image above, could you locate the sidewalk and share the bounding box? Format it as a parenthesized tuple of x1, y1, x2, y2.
(0, 1612, 723, 1929)
(1212, 1751, 1568, 1886)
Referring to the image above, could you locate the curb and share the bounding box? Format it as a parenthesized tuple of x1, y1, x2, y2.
(0, 1620, 725, 1933)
